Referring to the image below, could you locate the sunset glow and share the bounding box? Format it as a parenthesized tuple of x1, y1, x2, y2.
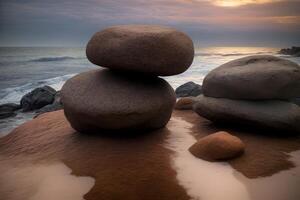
(0, 0, 299, 46)
(211, 0, 279, 7)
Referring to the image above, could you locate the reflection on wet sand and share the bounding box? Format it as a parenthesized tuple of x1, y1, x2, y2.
(236, 150, 300, 200)
(0, 161, 95, 200)
(166, 117, 250, 200)
(166, 115, 300, 200)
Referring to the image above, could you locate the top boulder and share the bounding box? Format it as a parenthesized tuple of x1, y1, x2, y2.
(86, 25, 194, 76)
(203, 55, 300, 100)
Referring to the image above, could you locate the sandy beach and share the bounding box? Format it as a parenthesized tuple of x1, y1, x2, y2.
(0, 109, 299, 200)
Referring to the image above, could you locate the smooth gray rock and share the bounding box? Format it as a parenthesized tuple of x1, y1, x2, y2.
(61, 69, 176, 133)
(86, 25, 194, 76)
(203, 55, 300, 100)
(175, 81, 202, 97)
(193, 95, 300, 133)
(20, 86, 56, 112)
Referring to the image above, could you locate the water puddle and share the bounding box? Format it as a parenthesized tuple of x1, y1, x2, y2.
(166, 116, 300, 200)
(166, 117, 250, 200)
(237, 150, 300, 200)
(0, 161, 95, 200)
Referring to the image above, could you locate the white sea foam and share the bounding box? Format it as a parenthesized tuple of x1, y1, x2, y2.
(0, 73, 76, 104)
(0, 73, 76, 135)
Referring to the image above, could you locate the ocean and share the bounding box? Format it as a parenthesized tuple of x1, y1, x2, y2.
(1, 46, 299, 135)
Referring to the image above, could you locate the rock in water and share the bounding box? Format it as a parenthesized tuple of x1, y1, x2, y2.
(0, 103, 21, 119)
(35, 91, 63, 117)
(61, 69, 176, 132)
(20, 86, 56, 112)
(193, 95, 300, 133)
(203, 55, 300, 100)
(279, 46, 300, 57)
(175, 97, 199, 110)
(35, 102, 63, 117)
(175, 81, 202, 97)
(189, 131, 245, 161)
(86, 25, 194, 76)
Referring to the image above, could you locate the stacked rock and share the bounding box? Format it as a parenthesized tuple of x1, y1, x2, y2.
(61, 25, 194, 133)
(193, 55, 300, 133)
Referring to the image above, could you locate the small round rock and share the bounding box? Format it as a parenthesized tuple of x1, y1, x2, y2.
(175, 97, 198, 110)
(61, 69, 176, 133)
(86, 25, 194, 76)
(189, 131, 245, 161)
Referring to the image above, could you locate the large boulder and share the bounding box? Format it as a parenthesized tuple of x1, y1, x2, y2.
(0, 103, 21, 119)
(175, 81, 202, 97)
(203, 55, 300, 100)
(61, 69, 176, 132)
(189, 131, 245, 161)
(193, 95, 300, 133)
(86, 25, 194, 76)
(20, 86, 56, 112)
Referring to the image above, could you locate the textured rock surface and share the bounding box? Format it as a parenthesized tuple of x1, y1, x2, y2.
(193, 95, 300, 133)
(189, 131, 245, 161)
(175, 97, 198, 110)
(203, 55, 300, 99)
(86, 25, 194, 76)
(61, 69, 176, 132)
(175, 82, 202, 97)
(20, 86, 56, 111)
(36, 91, 63, 116)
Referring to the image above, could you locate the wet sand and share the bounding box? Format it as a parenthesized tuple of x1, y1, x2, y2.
(0, 110, 190, 200)
(176, 110, 300, 178)
(0, 161, 95, 200)
(0, 110, 300, 200)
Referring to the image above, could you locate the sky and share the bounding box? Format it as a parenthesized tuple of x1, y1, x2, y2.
(0, 0, 299, 47)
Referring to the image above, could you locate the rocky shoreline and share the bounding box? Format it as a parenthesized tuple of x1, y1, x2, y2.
(0, 25, 300, 200)
(0, 85, 63, 120)
(279, 46, 300, 57)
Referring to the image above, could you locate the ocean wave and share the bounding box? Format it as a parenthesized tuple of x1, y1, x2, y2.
(30, 56, 82, 62)
(194, 52, 276, 57)
(0, 74, 76, 104)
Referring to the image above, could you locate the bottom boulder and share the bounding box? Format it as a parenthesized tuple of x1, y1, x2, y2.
(189, 131, 245, 161)
(61, 69, 176, 133)
(193, 95, 300, 133)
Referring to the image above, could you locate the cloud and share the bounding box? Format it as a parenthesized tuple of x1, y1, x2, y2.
(0, 0, 299, 46)
(209, 0, 282, 7)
